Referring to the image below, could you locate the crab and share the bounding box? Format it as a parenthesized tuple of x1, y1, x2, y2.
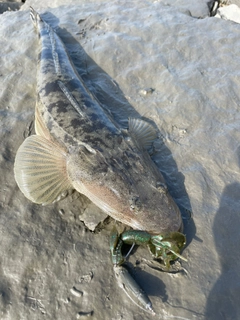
(109, 227, 186, 314)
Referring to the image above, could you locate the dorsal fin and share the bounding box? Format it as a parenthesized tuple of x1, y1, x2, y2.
(14, 135, 72, 205)
(128, 118, 158, 151)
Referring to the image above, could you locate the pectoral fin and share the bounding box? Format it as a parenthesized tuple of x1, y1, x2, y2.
(14, 135, 72, 205)
(128, 118, 157, 151)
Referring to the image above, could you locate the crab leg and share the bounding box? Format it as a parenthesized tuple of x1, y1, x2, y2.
(110, 228, 155, 313)
(114, 265, 155, 315)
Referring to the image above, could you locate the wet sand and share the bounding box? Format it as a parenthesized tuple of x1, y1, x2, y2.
(0, 1, 240, 319)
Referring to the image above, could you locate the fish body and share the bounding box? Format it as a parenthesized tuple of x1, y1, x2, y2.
(14, 8, 183, 235)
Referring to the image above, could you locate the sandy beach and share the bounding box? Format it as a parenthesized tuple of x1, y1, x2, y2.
(0, 1, 240, 319)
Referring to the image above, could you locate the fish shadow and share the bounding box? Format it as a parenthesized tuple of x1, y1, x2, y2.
(205, 146, 240, 319)
(41, 11, 196, 246)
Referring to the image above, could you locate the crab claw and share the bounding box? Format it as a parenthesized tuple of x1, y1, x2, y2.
(148, 232, 187, 269)
(114, 265, 156, 316)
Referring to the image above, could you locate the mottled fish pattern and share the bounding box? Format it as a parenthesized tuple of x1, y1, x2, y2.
(14, 8, 182, 234)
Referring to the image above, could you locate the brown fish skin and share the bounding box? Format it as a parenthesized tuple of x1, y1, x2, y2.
(14, 8, 183, 235)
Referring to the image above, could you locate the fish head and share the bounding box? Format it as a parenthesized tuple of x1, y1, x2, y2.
(67, 144, 183, 235)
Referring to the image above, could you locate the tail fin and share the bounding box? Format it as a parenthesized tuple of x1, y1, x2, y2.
(30, 6, 42, 27)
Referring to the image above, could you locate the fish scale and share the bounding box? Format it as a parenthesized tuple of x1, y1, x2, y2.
(35, 9, 119, 150)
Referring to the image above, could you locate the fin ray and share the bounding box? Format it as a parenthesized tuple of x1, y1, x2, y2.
(14, 135, 72, 204)
(35, 105, 52, 140)
(128, 118, 158, 151)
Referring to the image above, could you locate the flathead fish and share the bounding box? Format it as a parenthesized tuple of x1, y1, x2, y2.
(14, 7, 182, 234)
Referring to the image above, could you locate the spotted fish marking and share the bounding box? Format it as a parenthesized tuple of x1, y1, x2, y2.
(14, 7, 182, 234)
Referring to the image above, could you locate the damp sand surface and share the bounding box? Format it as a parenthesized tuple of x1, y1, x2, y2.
(0, 1, 240, 319)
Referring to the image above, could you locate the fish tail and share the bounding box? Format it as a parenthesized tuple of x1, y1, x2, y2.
(30, 6, 42, 28)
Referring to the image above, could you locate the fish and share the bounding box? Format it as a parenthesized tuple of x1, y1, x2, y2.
(14, 7, 183, 235)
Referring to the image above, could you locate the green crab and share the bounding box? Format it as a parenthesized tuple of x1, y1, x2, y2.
(110, 228, 186, 314)
(110, 229, 186, 270)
